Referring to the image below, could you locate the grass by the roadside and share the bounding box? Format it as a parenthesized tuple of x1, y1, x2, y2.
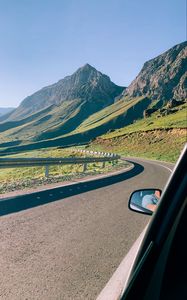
(90, 128, 186, 163)
(0, 147, 128, 194)
(1, 147, 77, 158)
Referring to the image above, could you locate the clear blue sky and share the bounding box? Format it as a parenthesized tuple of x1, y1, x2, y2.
(0, 0, 186, 107)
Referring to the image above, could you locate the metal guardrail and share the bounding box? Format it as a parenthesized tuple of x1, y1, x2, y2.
(0, 150, 120, 177)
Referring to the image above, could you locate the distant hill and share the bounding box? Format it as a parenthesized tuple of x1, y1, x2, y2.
(0, 107, 15, 117)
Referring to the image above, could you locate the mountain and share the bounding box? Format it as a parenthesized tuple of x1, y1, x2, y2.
(0, 42, 186, 154)
(0, 107, 15, 117)
(5, 64, 124, 122)
(123, 41, 187, 105)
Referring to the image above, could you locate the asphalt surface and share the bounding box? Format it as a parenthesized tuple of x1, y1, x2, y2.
(0, 158, 173, 300)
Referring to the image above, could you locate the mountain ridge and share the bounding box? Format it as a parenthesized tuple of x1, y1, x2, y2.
(5, 64, 125, 122)
(123, 41, 187, 104)
(0, 41, 186, 154)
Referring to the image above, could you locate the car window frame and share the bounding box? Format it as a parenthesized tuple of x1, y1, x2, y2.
(120, 144, 187, 300)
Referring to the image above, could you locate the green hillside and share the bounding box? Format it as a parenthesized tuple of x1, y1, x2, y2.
(0, 100, 82, 144)
(0, 96, 152, 154)
(65, 97, 143, 134)
(89, 103, 187, 163)
(102, 103, 187, 138)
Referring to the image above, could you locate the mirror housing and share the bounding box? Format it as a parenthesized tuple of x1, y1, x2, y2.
(128, 189, 162, 215)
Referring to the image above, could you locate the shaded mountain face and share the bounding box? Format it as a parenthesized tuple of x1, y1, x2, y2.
(6, 64, 125, 121)
(124, 41, 187, 104)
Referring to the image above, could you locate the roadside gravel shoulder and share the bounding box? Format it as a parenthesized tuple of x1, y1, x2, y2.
(0, 162, 133, 200)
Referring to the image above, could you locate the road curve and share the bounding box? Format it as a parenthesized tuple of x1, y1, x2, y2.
(0, 158, 173, 300)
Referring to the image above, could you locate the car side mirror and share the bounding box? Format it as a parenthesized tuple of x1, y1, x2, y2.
(128, 189, 162, 215)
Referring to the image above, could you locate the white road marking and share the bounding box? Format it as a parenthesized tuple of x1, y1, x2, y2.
(97, 226, 148, 300)
(151, 162, 173, 173)
(128, 157, 173, 173)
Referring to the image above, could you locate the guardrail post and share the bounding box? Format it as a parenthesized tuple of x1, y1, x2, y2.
(45, 165, 49, 178)
(113, 159, 118, 165)
(102, 161, 106, 168)
(83, 163, 87, 172)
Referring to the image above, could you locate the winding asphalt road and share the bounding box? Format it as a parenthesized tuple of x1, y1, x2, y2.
(0, 158, 173, 300)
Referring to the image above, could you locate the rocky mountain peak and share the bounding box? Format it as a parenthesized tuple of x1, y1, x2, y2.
(72, 63, 97, 76)
(62, 63, 105, 89)
(79, 63, 96, 71)
(124, 41, 187, 104)
(6, 64, 124, 121)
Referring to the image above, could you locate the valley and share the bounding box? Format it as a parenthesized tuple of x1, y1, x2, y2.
(0, 41, 186, 162)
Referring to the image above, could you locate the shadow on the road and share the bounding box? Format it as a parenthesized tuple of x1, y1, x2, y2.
(0, 161, 144, 217)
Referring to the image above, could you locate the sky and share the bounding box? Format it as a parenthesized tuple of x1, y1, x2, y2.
(0, 0, 186, 108)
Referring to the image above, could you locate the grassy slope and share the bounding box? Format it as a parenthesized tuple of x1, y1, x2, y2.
(103, 103, 187, 138)
(63, 97, 144, 136)
(73, 98, 141, 132)
(0, 95, 186, 162)
(90, 103, 187, 163)
(0, 96, 151, 154)
(0, 100, 82, 143)
(0, 96, 139, 146)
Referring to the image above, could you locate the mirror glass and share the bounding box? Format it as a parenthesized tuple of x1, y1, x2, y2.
(129, 189, 162, 215)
